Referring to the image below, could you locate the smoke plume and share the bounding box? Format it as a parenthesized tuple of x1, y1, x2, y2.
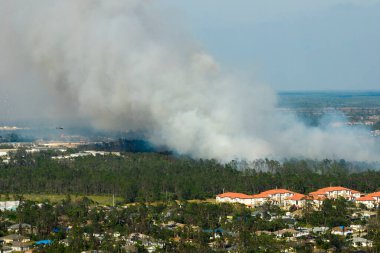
(0, 0, 378, 161)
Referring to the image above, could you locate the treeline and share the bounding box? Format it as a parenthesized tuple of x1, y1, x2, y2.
(0, 151, 380, 202)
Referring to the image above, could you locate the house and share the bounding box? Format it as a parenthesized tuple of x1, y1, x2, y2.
(258, 189, 296, 206)
(331, 226, 353, 236)
(349, 224, 364, 230)
(366, 191, 380, 203)
(311, 227, 329, 234)
(309, 186, 361, 200)
(306, 195, 325, 208)
(0, 246, 12, 253)
(216, 189, 299, 207)
(274, 228, 309, 239)
(11, 241, 32, 252)
(351, 237, 373, 248)
(274, 228, 299, 238)
(0, 149, 16, 157)
(250, 189, 296, 207)
(0, 234, 30, 244)
(251, 193, 269, 207)
(216, 192, 254, 206)
(285, 193, 307, 208)
(8, 223, 32, 234)
(0, 201, 20, 211)
(356, 196, 376, 209)
(255, 230, 273, 236)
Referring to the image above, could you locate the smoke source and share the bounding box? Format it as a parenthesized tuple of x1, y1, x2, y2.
(0, 0, 378, 161)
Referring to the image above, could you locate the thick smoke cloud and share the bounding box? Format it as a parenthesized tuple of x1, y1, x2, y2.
(0, 0, 378, 161)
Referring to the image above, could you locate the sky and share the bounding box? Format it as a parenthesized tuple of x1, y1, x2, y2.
(1, 0, 379, 161)
(162, 0, 380, 91)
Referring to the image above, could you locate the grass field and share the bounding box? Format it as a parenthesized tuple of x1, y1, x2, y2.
(0, 194, 216, 206)
(0, 194, 123, 206)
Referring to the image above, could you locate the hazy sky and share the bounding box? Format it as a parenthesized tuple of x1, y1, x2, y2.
(1, 0, 379, 161)
(162, 0, 380, 91)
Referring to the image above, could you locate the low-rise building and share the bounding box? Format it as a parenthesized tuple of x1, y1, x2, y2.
(11, 241, 32, 252)
(0, 234, 30, 244)
(351, 237, 373, 248)
(0, 201, 20, 211)
(311, 227, 329, 235)
(8, 223, 32, 234)
(258, 189, 296, 206)
(216, 192, 255, 206)
(309, 186, 361, 200)
(367, 191, 380, 202)
(356, 196, 376, 209)
(285, 193, 307, 208)
(331, 226, 353, 236)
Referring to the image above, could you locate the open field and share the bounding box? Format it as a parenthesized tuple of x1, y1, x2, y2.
(0, 194, 123, 206)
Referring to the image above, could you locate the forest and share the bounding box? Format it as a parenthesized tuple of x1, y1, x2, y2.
(0, 150, 380, 203)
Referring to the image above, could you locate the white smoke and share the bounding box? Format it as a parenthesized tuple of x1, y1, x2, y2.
(0, 0, 378, 161)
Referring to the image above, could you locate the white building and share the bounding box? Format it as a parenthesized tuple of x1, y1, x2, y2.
(0, 201, 20, 211)
(216, 192, 254, 206)
(284, 193, 307, 208)
(309, 186, 361, 200)
(352, 237, 373, 248)
(356, 196, 376, 209)
(367, 191, 380, 203)
(331, 226, 353, 236)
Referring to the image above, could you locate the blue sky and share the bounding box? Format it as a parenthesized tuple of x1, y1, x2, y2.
(162, 0, 380, 91)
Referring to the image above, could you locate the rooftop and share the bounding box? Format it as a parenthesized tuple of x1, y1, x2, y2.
(217, 192, 253, 199)
(357, 196, 376, 201)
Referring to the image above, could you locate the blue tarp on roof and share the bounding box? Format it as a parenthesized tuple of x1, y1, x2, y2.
(35, 240, 52, 245)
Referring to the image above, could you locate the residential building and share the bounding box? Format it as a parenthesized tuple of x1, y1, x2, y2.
(252, 189, 296, 207)
(331, 226, 353, 236)
(367, 191, 380, 202)
(0, 201, 20, 211)
(251, 193, 269, 207)
(8, 223, 32, 234)
(284, 193, 307, 208)
(356, 196, 376, 209)
(0, 234, 30, 244)
(216, 192, 255, 206)
(352, 237, 373, 248)
(11, 241, 32, 252)
(309, 186, 361, 200)
(217, 189, 297, 207)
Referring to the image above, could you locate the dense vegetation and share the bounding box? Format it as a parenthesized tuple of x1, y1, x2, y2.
(1, 151, 380, 203)
(1, 197, 379, 252)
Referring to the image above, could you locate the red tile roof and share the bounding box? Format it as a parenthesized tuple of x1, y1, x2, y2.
(310, 186, 359, 195)
(357, 196, 375, 201)
(218, 189, 297, 200)
(307, 195, 326, 201)
(217, 192, 253, 199)
(259, 189, 295, 196)
(286, 193, 306, 201)
(251, 193, 269, 199)
(251, 189, 295, 199)
(309, 191, 325, 196)
(367, 191, 380, 197)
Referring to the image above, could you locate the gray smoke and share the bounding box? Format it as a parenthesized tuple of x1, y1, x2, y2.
(0, 0, 378, 161)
